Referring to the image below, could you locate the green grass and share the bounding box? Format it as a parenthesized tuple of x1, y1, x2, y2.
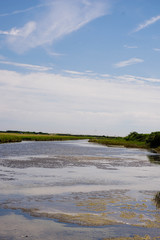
(89, 131, 160, 152)
(1, 131, 160, 153)
(89, 137, 147, 149)
(0, 132, 89, 144)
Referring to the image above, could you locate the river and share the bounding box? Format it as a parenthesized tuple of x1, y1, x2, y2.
(0, 140, 160, 239)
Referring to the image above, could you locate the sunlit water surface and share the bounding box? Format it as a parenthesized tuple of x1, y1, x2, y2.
(0, 140, 160, 240)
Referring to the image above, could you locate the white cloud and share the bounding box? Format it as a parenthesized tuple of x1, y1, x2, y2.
(64, 70, 85, 75)
(0, 69, 160, 135)
(0, 22, 36, 37)
(114, 58, 144, 68)
(100, 74, 110, 78)
(0, 29, 20, 36)
(115, 74, 160, 84)
(64, 69, 103, 77)
(0, 60, 52, 72)
(134, 15, 160, 32)
(1, 0, 109, 53)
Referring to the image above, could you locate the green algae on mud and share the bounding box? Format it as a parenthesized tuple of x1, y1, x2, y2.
(2, 190, 160, 229)
(30, 211, 119, 226)
(103, 235, 160, 240)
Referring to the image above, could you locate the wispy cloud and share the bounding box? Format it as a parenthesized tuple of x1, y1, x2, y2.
(134, 15, 160, 32)
(0, 22, 36, 37)
(100, 74, 110, 78)
(114, 58, 144, 68)
(115, 74, 160, 84)
(64, 70, 85, 75)
(124, 45, 138, 49)
(0, 60, 52, 71)
(0, 3, 50, 17)
(0, 0, 109, 53)
(64, 69, 101, 77)
(153, 48, 160, 52)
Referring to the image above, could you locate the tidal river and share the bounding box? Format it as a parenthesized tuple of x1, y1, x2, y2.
(0, 140, 160, 240)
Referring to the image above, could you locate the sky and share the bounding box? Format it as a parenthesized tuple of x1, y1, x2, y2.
(0, 0, 160, 136)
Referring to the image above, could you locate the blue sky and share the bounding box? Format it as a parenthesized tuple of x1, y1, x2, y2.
(0, 0, 160, 136)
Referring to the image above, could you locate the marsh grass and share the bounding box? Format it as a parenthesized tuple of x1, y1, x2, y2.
(89, 131, 160, 152)
(89, 137, 147, 149)
(1, 131, 160, 152)
(0, 132, 88, 144)
(154, 192, 160, 209)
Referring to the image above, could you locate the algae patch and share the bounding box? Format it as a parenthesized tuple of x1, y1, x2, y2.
(23, 209, 120, 226)
(103, 235, 160, 240)
(120, 211, 137, 219)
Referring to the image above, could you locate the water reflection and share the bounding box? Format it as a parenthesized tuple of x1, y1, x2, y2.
(1, 140, 160, 239)
(154, 192, 160, 209)
(148, 154, 160, 164)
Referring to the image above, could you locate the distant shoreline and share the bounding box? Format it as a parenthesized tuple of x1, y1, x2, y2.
(1, 131, 160, 154)
(0, 132, 90, 144)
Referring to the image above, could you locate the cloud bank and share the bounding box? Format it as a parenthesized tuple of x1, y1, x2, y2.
(0, 69, 160, 135)
(0, 0, 109, 53)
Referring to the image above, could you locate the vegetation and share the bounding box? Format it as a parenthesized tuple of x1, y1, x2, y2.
(0, 131, 91, 144)
(89, 131, 160, 152)
(154, 192, 160, 208)
(1, 130, 160, 152)
(146, 132, 160, 148)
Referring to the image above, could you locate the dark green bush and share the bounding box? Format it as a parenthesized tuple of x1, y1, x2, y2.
(146, 132, 160, 148)
(125, 132, 148, 142)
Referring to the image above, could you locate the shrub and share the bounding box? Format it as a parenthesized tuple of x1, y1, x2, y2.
(146, 132, 160, 148)
(125, 132, 148, 142)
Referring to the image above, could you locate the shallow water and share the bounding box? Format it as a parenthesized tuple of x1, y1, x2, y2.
(0, 140, 160, 239)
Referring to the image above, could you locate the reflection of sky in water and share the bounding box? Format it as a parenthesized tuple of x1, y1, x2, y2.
(0, 140, 160, 196)
(2, 213, 160, 240)
(0, 139, 151, 159)
(0, 140, 160, 239)
(0, 164, 160, 196)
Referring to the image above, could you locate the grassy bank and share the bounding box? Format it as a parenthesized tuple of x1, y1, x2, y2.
(89, 137, 147, 149)
(89, 131, 160, 153)
(0, 132, 90, 144)
(1, 131, 160, 153)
